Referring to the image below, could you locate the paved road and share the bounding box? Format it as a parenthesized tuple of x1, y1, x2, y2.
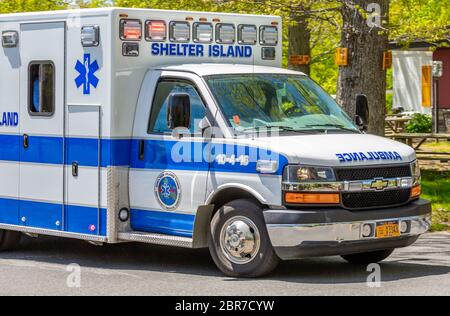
(0, 232, 449, 296)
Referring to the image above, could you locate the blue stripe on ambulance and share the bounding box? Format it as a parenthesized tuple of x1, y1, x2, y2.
(0, 135, 288, 174)
(0, 135, 287, 237)
(0, 197, 107, 235)
(130, 209, 195, 238)
(0, 134, 20, 161)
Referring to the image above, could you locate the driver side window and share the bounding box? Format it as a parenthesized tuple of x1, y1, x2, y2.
(148, 79, 207, 135)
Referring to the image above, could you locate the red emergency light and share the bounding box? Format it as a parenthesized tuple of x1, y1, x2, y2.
(120, 19, 142, 41)
(146, 20, 167, 41)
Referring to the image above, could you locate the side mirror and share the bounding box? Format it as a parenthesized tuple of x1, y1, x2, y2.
(167, 93, 191, 130)
(355, 94, 369, 132)
(199, 116, 211, 130)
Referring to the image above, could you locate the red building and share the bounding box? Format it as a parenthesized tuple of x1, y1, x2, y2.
(433, 48, 450, 132)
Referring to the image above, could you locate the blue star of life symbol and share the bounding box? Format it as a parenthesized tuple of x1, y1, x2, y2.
(160, 183, 172, 198)
(75, 54, 99, 95)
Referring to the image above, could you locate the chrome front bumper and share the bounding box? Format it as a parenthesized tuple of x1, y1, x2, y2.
(264, 199, 432, 260)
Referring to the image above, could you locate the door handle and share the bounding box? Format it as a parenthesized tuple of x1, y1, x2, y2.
(138, 140, 145, 161)
(23, 134, 29, 149)
(72, 162, 79, 177)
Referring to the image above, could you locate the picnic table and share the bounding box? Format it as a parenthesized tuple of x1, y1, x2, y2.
(385, 117, 411, 134)
(390, 133, 450, 150)
(415, 151, 450, 162)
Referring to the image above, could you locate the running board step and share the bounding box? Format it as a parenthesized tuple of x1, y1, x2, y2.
(118, 231, 193, 248)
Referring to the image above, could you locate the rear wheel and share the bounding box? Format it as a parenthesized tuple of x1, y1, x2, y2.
(208, 199, 280, 278)
(341, 249, 395, 264)
(0, 230, 21, 251)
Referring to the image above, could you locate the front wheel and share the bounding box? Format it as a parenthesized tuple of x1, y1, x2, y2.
(208, 199, 280, 278)
(341, 249, 395, 264)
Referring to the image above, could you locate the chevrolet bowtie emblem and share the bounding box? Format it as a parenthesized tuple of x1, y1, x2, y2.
(371, 179, 389, 191)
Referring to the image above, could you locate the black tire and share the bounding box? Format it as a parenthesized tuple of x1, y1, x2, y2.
(0, 229, 21, 251)
(208, 199, 280, 278)
(341, 249, 395, 265)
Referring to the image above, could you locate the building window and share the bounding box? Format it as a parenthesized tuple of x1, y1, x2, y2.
(28, 62, 55, 116)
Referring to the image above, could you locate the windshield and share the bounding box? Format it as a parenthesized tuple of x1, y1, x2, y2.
(206, 74, 359, 135)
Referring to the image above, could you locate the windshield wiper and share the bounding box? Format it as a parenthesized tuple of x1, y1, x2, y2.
(242, 125, 314, 134)
(305, 124, 360, 133)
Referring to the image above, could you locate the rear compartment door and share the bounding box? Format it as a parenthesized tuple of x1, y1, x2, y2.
(65, 105, 102, 235)
(18, 22, 65, 230)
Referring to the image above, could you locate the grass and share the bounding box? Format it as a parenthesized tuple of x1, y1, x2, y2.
(420, 141, 450, 153)
(421, 170, 450, 232)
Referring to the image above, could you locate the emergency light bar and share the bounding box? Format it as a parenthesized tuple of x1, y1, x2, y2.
(238, 25, 257, 45)
(260, 26, 278, 46)
(216, 24, 235, 44)
(120, 19, 142, 41)
(145, 20, 166, 42)
(193, 23, 213, 43)
(81, 25, 100, 47)
(170, 21, 190, 42)
(2, 31, 18, 48)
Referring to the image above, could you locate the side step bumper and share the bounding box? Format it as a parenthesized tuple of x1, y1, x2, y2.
(118, 231, 193, 248)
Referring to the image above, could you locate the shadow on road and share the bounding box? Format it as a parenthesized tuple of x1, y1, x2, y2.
(2, 234, 449, 285)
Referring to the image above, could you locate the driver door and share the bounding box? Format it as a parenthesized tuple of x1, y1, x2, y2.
(129, 72, 211, 237)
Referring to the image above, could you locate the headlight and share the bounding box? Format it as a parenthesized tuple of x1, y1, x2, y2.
(410, 160, 421, 198)
(411, 160, 421, 179)
(283, 165, 336, 183)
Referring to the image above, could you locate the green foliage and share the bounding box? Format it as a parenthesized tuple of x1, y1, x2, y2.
(390, 0, 450, 46)
(386, 92, 393, 114)
(114, 0, 220, 12)
(74, 0, 110, 8)
(405, 114, 433, 133)
(1, 0, 448, 96)
(0, 0, 67, 13)
(422, 170, 450, 232)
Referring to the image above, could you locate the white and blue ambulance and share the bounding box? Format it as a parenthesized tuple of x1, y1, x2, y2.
(0, 7, 431, 277)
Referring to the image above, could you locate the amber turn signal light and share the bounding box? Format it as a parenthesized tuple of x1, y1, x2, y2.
(411, 185, 421, 198)
(285, 193, 340, 204)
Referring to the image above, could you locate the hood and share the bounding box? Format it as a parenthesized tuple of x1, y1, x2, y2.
(237, 133, 416, 167)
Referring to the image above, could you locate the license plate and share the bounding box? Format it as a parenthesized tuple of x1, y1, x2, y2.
(376, 221, 401, 239)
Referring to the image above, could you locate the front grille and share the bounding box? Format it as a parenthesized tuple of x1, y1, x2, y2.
(335, 165, 412, 181)
(342, 189, 411, 209)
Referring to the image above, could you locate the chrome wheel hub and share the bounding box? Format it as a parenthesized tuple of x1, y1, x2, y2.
(220, 216, 261, 265)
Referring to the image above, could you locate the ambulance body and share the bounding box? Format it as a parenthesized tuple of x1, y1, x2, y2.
(0, 8, 431, 277)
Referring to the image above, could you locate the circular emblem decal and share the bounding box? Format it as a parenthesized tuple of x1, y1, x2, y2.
(155, 172, 181, 210)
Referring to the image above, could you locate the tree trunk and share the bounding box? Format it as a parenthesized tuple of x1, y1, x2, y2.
(336, 0, 389, 136)
(288, 10, 311, 75)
